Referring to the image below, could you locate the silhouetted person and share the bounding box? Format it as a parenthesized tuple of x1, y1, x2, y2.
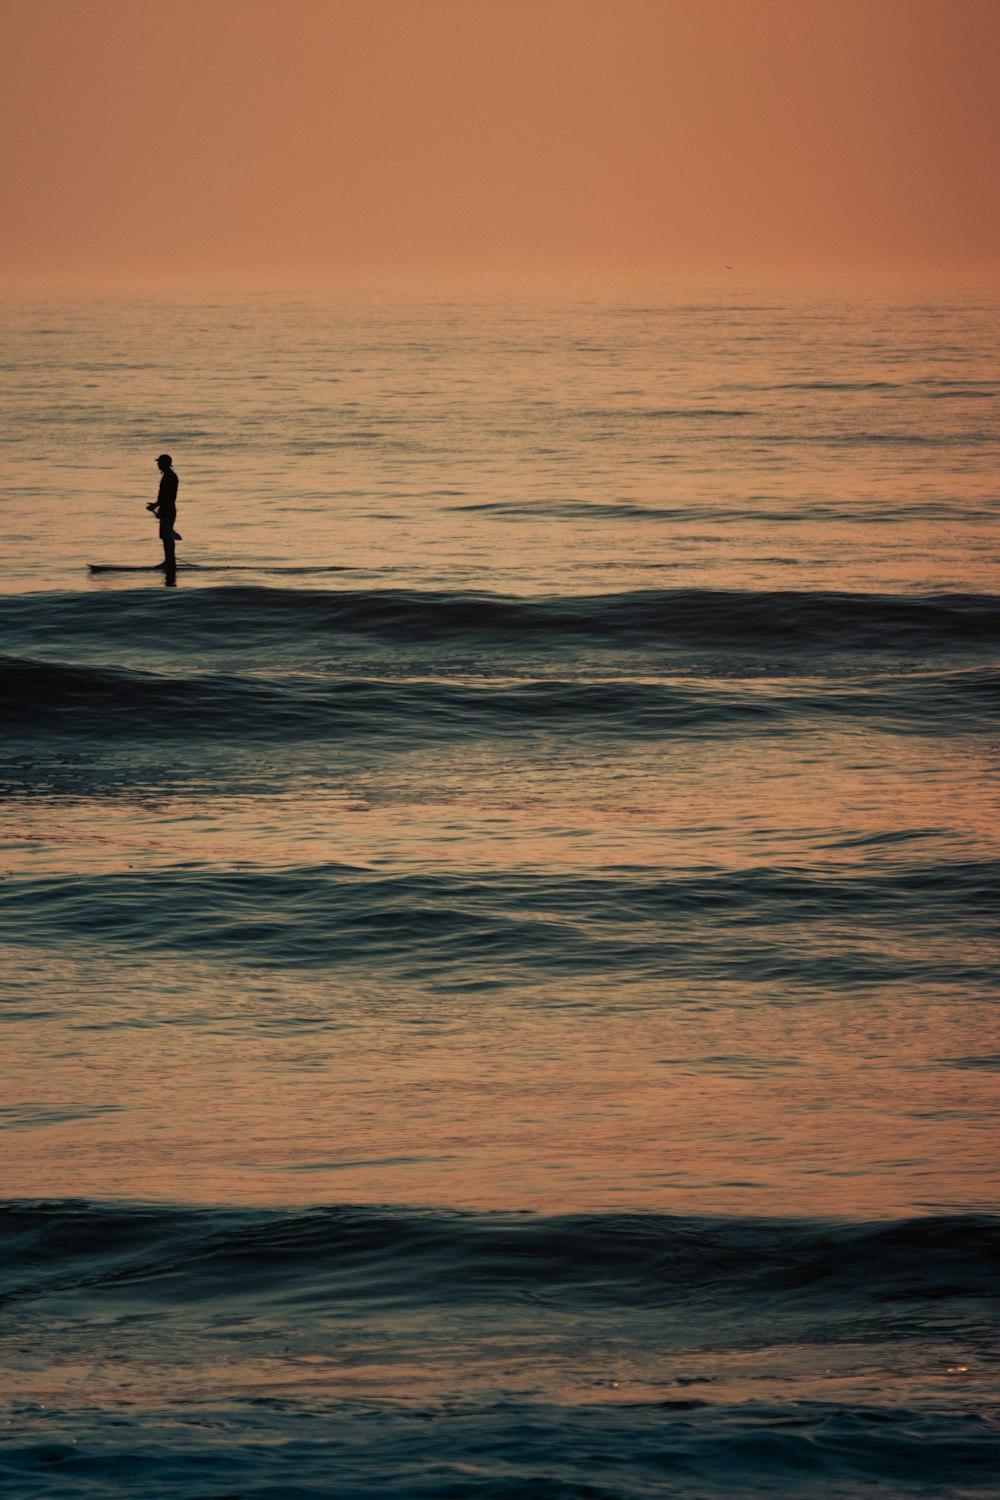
(148, 453, 180, 570)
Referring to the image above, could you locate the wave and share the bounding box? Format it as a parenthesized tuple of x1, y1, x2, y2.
(574, 406, 756, 419)
(3, 1201, 997, 1314)
(3, 1398, 997, 1500)
(2, 1202, 998, 1496)
(3, 654, 996, 744)
(766, 377, 997, 395)
(449, 499, 705, 518)
(3, 586, 999, 655)
(770, 380, 901, 391)
(449, 499, 992, 523)
(2, 860, 994, 980)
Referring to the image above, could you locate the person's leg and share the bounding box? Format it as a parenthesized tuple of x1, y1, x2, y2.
(162, 529, 176, 570)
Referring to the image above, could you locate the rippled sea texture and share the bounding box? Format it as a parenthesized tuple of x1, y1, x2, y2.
(1, 284, 998, 1496)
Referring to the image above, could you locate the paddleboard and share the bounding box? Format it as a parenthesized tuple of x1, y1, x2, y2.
(87, 563, 357, 574)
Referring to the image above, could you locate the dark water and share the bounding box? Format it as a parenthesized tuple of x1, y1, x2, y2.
(4, 1201, 1000, 1498)
(1, 287, 998, 1495)
(3, 580, 998, 1497)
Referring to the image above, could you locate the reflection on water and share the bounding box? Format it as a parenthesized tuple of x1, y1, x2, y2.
(2, 941, 997, 1217)
(1, 281, 997, 597)
(0, 285, 997, 1498)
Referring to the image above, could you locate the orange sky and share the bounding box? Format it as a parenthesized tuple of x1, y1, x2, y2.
(2, 0, 998, 284)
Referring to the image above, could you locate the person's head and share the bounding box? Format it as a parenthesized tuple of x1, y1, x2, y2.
(156, 453, 173, 473)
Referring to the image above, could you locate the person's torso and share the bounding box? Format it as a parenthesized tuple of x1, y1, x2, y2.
(158, 470, 179, 514)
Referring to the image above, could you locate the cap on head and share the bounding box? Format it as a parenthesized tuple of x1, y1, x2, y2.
(157, 453, 173, 466)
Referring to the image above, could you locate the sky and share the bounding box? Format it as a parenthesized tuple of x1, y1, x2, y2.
(2, 0, 998, 284)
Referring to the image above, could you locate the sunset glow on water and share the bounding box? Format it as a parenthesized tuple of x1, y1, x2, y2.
(2, 2, 999, 1495)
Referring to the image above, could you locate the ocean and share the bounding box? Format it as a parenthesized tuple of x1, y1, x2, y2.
(1, 281, 998, 1496)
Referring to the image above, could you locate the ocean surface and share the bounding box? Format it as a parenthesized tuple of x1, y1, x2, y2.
(1, 281, 998, 1496)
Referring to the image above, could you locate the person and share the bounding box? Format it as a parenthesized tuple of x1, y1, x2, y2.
(148, 453, 180, 570)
